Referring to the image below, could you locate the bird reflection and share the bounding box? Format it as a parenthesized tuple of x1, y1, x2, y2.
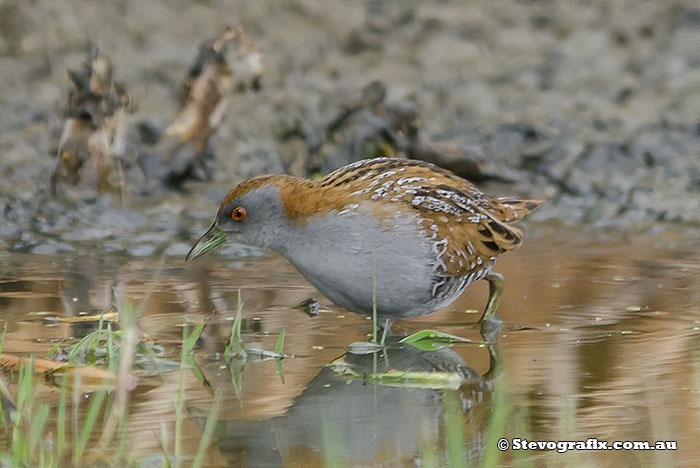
(201, 325, 502, 467)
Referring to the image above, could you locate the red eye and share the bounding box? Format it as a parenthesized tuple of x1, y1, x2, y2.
(232, 207, 246, 221)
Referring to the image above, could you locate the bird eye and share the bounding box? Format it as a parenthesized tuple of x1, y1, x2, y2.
(232, 207, 247, 221)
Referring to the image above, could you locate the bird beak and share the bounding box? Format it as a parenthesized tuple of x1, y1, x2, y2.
(186, 224, 228, 263)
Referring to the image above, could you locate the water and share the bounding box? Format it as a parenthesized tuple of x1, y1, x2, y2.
(0, 230, 698, 466)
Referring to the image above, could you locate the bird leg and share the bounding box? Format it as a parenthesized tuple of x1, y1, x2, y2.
(476, 272, 504, 326)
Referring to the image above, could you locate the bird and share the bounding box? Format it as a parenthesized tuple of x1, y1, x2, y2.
(187, 157, 543, 330)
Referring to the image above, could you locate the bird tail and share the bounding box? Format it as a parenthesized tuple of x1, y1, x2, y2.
(472, 198, 544, 256)
(492, 198, 546, 223)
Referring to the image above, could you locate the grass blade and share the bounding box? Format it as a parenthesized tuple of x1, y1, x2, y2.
(482, 385, 510, 468)
(183, 324, 204, 354)
(56, 376, 69, 457)
(29, 403, 49, 454)
(192, 392, 222, 468)
(0, 322, 7, 355)
(399, 330, 472, 351)
(226, 291, 245, 359)
(372, 255, 377, 343)
(275, 328, 286, 384)
(275, 328, 285, 355)
(443, 390, 466, 468)
(74, 390, 107, 463)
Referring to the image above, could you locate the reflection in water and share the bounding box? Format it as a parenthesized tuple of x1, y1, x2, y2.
(208, 335, 497, 467)
(0, 234, 699, 466)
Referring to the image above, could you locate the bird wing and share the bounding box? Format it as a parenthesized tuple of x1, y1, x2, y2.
(321, 157, 544, 277)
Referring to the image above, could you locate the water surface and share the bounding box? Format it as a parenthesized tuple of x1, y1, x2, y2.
(0, 230, 698, 466)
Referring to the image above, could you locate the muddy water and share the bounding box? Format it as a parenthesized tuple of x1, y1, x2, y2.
(0, 230, 699, 467)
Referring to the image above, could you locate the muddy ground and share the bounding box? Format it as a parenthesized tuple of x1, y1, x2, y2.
(0, 0, 698, 256)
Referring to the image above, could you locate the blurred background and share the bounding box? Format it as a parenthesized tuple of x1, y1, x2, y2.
(0, 1, 699, 467)
(0, 0, 698, 254)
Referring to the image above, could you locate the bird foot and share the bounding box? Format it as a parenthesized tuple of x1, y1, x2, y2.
(478, 316, 502, 345)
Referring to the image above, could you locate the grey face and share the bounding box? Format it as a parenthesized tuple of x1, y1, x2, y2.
(186, 184, 288, 262)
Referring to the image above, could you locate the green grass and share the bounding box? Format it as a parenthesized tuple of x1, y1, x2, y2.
(0, 293, 223, 467)
(224, 290, 289, 398)
(482, 383, 510, 468)
(274, 327, 286, 384)
(443, 389, 467, 468)
(224, 290, 245, 358)
(322, 419, 344, 468)
(192, 391, 222, 468)
(74, 389, 106, 463)
(400, 329, 473, 350)
(372, 255, 378, 344)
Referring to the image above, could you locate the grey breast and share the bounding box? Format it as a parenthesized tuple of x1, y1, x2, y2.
(278, 205, 446, 317)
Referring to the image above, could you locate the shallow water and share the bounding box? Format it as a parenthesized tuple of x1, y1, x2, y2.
(1, 0, 699, 465)
(0, 229, 699, 466)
